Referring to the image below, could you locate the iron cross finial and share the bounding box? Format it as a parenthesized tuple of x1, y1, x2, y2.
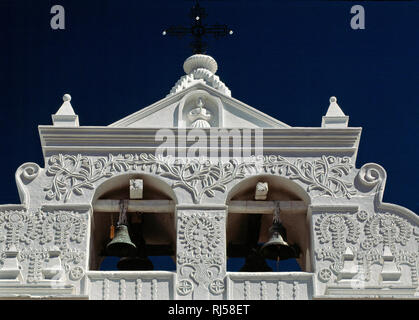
(162, 0, 234, 54)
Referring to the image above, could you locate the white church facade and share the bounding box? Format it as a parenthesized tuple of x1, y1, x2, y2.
(0, 53, 418, 300)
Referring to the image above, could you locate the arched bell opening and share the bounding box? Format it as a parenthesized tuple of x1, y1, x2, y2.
(89, 174, 177, 271)
(225, 175, 311, 272)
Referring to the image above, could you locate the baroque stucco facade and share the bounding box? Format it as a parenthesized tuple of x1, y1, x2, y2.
(0, 54, 418, 300)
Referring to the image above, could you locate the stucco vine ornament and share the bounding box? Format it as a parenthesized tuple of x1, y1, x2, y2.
(44, 153, 252, 203)
(262, 155, 356, 199)
(43, 153, 357, 203)
(44, 154, 113, 202)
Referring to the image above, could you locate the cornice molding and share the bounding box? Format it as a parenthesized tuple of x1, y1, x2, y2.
(38, 126, 362, 157)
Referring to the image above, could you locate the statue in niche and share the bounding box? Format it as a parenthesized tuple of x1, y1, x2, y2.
(187, 97, 212, 128)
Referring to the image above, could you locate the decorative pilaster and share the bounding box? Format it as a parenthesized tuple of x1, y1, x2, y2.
(175, 207, 226, 300)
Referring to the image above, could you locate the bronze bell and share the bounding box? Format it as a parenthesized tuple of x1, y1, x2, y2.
(106, 200, 137, 257)
(106, 224, 137, 257)
(240, 248, 272, 272)
(116, 217, 154, 271)
(260, 206, 300, 261)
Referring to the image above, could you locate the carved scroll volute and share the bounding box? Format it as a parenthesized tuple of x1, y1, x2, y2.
(355, 163, 386, 194)
(15, 163, 41, 207)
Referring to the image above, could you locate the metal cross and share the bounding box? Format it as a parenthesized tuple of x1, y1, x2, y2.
(162, 0, 234, 54)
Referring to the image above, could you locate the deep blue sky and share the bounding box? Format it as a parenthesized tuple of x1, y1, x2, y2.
(1, 0, 418, 217)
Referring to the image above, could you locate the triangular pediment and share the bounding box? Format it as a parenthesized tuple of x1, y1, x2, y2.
(109, 83, 290, 128)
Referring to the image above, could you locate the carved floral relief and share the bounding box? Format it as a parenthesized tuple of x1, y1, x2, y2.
(176, 211, 225, 296)
(43, 153, 357, 203)
(0, 209, 88, 283)
(314, 211, 419, 287)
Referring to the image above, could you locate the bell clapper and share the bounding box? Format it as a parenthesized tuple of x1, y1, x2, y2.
(260, 201, 301, 263)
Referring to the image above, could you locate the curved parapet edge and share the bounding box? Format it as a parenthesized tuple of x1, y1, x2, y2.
(15, 162, 42, 208)
(2, 162, 43, 211)
(356, 162, 419, 224)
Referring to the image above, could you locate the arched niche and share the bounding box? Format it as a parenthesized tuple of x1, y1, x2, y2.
(89, 173, 177, 271)
(177, 89, 224, 127)
(225, 175, 312, 272)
